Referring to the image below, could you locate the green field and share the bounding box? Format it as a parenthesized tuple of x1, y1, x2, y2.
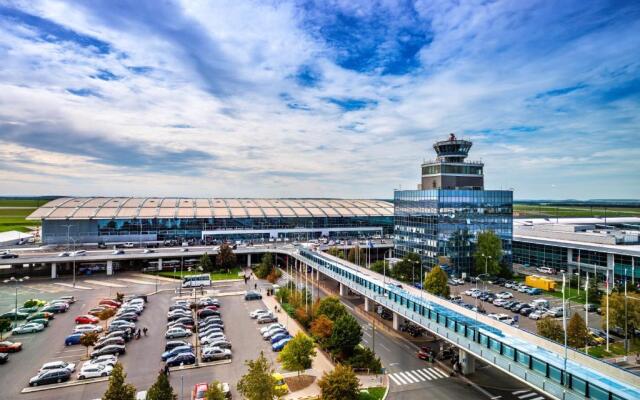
(359, 387, 386, 400)
(514, 204, 640, 218)
(145, 267, 243, 281)
(0, 199, 43, 233)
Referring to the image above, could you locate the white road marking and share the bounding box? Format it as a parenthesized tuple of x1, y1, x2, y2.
(417, 369, 436, 380)
(391, 373, 408, 385)
(117, 278, 156, 285)
(399, 371, 419, 383)
(388, 374, 403, 385)
(409, 370, 426, 381)
(53, 282, 92, 290)
(512, 391, 529, 395)
(83, 280, 126, 288)
(433, 367, 448, 378)
(519, 393, 540, 399)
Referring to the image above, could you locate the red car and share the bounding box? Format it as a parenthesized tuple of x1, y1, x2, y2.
(192, 383, 208, 400)
(75, 315, 100, 324)
(202, 305, 218, 311)
(98, 299, 121, 308)
(0, 340, 22, 353)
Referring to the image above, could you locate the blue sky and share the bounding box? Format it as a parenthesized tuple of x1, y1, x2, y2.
(0, 0, 638, 199)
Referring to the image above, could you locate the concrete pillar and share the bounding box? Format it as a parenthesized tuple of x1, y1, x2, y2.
(51, 263, 57, 279)
(106, 260, 113, 276)
(458, 348, 476, 375)
(364, 297, 372, 312)
(607, 253, 614, 277)
(339, 282, 346, 297)
(158, 258, 163, 271)
(247, 253, 252, 267)
(392, 312, 404, 330)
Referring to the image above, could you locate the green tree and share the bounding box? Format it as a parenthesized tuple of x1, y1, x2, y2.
(315, 297, 347, 322)
(0, 318, 11, 339)
(567, 313, 589, 348)
(97, 308, 116, 330)
(347, 246, 365, 266)
(23, 299, 38, 308)
(205, 381, 227, 400)
(102, 363, 136, 400)
(473, 231, 503, 276)
(536, 317, 563, 342)
(278, 332, 316, 375)
(344, 346, 382, 373)
(115, 292, 125, 303)
(329, 315, 362, 357)
(310, 315, 334, 345)
(146, 370, 177, 400)
(199, 253, 214, 273)
(237, 352, 286, 400)
(326, 247, 345, 259)
(369, 260, 385, 274)
(318, 364, 360, 400)
(80, 331, 99, 358)
(216, 243, 237, 271)
(255, 253, 274, 279)
(602, 292, 640, 336)
(423, 265, 450, 298)
(392, 253, 421, 283)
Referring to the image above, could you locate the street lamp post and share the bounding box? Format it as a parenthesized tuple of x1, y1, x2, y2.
(481, 253, 492, 293)
(70, 237, 77, 288)
(3, 276, 29, 327)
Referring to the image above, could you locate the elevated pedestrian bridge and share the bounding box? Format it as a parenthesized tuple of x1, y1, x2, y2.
(288, 247, 640, 400)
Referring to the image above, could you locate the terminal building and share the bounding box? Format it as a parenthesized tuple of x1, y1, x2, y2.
(27, 198, 394, 244)
(513, 217, 640, 283)
(394, 134, 513, 275)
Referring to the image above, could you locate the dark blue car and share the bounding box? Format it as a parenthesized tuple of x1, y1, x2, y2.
(272, 337, 292, 352)
(270, 333, 291, 344)
(161, 345, 193, 361)
(65, 333, 83, 346)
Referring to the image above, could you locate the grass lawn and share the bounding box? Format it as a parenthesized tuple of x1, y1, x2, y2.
(359, 387, 386, 400)
(545, 286, 600, 305)
(586, 340, 640, 359)
(145, 267, 243, 281)
(514, 204, 640, 218)
(0, 199, 50, 207)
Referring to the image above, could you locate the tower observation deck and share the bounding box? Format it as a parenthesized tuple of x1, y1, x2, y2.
(420, 133, 484, 190)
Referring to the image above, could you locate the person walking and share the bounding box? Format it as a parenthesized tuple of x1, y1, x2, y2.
(143, 327, 148, 336)
(163, 364, 170, 376)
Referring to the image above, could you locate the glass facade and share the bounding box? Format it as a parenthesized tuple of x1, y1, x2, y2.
(394, 189, 513, 275)
(422, 164, 483, 175)
(512, 241, 567, 271)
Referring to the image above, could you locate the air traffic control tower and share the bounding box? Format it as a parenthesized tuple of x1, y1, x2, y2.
(420, 133, 484, 190)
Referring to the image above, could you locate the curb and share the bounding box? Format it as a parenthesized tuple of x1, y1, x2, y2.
(21, 376, 109, 393)
(145, 288, 175, 296)
(169, 358, 231, 372)
(382, 380, 391, 400)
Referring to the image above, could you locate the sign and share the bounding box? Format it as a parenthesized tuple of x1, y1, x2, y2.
(377, 306, 383, 314)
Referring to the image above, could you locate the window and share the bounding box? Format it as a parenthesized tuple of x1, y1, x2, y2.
(571, 376, 587, 396)
(548, 365, 563, 384)
(490, 338, 501, 353)
(588, 385, 610, 400)
(447, 319, 456, 330)
(516, 351, 530, 367)
(503, 345, 514, 359)
(480, 334, 489, 347)
(531, 358, 546, 375)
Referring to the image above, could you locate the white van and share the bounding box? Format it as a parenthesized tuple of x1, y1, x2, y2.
(537, 266, 554, 274)
(529, 299, 550, 309)
(123, 242, 135, 248)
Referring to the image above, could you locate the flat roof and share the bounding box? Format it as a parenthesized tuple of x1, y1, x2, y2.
(27, 197, 394, 221)
(514, 234, 640, 257)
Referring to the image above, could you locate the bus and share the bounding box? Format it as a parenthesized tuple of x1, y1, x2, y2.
(182, 274, 212, 288)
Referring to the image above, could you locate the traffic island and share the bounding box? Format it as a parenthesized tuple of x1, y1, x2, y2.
(20, 376, 109, 393)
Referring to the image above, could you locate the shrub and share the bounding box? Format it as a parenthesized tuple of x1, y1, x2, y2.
(295, 307, 312, 328)
(344, 346, 382, 373)
(23, 299, 38, 308)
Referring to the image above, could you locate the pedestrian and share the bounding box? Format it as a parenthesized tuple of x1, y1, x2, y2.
(164, 363, 170, 376)
(254, 283, 257, 290)
(143, 327, 148, 336)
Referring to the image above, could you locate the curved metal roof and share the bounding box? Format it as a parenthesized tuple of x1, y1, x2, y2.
(27, 197, 394, 220)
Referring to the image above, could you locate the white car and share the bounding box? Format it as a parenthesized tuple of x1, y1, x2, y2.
(40, 360, 76, 373)
(74, 324, 103, 334)
(517, 285, 530, 293)
(201, 333, 227, 345)
(493, 299, 509, 307)
(13, 322, 45, 334)
(165, 327, 192, 339)
(260, 323, 284, 335)
(79, 364, 113, 379)
(464, 288, 480, 296)
(71, 250, 86, 256)
(249, 309, 271, 319)
(84, 355, 117, 368)
(58, 252, 70, 257)
(143, 249, 155, 254)
(529, 310, 545, 320)
(495, 314, 515, 325)
(496, 292, 513, 299)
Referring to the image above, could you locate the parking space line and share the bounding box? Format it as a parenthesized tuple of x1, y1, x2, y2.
(53, 282, 92, 290)
(117, 278, 156, 285)
(84, 280, 127, 288)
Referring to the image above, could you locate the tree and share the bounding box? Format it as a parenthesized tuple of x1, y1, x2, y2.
(315, 297, 347, 322)
(237, 352, 286, 400)
(326, 247, 345, 259)
(278, 332, 316, 375)
(97, 308, 116, 329)
(328, 315, 362, 357)
(392, 253, 420, 283)
(0, 318, 11, 339)
(536, 317, 563, 342)
(255, 253, 274, 279)
(317, 364, 360, 400)
(369, 260, 385, 274)
(216, 243, 236, 271)
(199, 253, 214, 273)
(205, 381, 227, 400)
(473, 231, 503, 276)
(344, 346, 382, 373)
(423, 265, 450, 298)
(310, 315, 334, 344)
(23, 299, 38, 308)
(146, 370, 177, 400)
(80, 332, 99, 358)
(601, 292, 640, 336)
(567, 313, 589, 348)
(115, 292, 124, 303)
(102, 362, 136, 400)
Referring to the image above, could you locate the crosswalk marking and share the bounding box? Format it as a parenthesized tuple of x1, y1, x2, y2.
(513, 391, 529, 395)
(519, 393, 539, 399)
(84, 280, 126, 288)
(513, 390, 545, 400)
(53, 282, 92, 290)
(388, 368, 448, 386)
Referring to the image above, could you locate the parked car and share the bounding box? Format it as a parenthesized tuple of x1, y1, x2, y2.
(99, 299, 121, 308)
(270, 333, 291, 344)
(164, 340, 192, 352)
(18, 306, 38, 314)
(529, 310, 545, 320)
(75, 315, 100, 324)
(94, 337, 125, 350)
(197, 309, 220, 319)
(40, 360, 76, 373)
(526, 288, 543, 295)
(91, 344, 126, 358)
(0, 353, 7, 364)
(493, 299, 509, 307)
(496, 291, 513, 299)
(257, 314, 278, 324)
(165, 328, 192, 339)
(13, 322, 44, 334)
(59, 295, 76, 304)
(64, 333, 83, 346)
(113, 313, 138, 322)
(249, 309, 271, 319)
(198, 327, 223, 338)
(263, 327, 288, 340)
(244, 291, 262, 301)
(519, 307, 534, 316)
(202, 347, 232, 362)
(517, 285, 531, 293)
(260, 323, 284, 335)
(74, 324, 103, 334)
(29, 369, 71, 386)
(0, 311, 28, 320)
(201, 333, 227, 345)
(271, 337, 292, 352)
(206, 339, 232, 350)
(161, 345, 193, 361)
(192, 383, 209, 400)
(41, 304, 67, 314)
(546, 307, 563, 318)
(0, 341, 22, 352)
(584, 303, 598, 312)
(79, 363, 113, 379)
(165, 352, 196, 367)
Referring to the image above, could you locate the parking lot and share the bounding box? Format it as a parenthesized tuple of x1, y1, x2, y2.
(0, 273, 289, 400)
(448, 280, 604, 335)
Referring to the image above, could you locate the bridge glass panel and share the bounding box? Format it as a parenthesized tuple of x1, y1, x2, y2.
(503, 345, 515, 359)
(589, 385, 609, 400)
(516, 351, 530, 367)
(437, 314, 446, 326)
(456, 323, 465, 335)
(447, 319, 456, 330)
(571, 376, 587, 396)
(548, 365, 562, 384)
(532, 358, 546, 375)
(490, 338, 501, 353)
(479, 333, 489, 347)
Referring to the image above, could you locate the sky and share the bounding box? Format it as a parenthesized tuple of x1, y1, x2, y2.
(0, 0, 639, 200)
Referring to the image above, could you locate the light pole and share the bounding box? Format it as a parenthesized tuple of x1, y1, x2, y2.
(562, 272, 569, 390)
(70, 237, 77, 288)
(3, 276, 29, 327)
(584, 272, 589, 354)
(481, 253, 492, 293)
